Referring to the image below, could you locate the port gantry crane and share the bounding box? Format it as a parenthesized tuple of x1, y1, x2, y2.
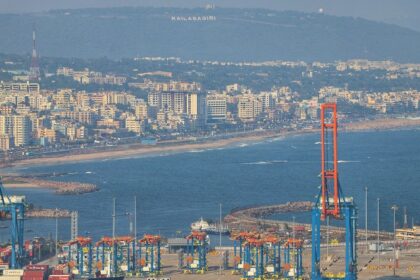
(138, 234, 161, 276)
(283, 238, 303, 279)
(231, 231, 257, 274)
(95, 236, 136, 276)
(311, 103, 357, 280)
(0, 177, 26, 268)
(67, 236, 93, 276)
(242, 236, 266, 279)
(184, 231, 208, 274)
(264, 235, 282, 278)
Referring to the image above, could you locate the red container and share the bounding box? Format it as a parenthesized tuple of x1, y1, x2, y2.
(294, 225, 306, 231)
(23, 270, 46, 280)
(51, 270, 64, 275)
(23, 276, 44, 280)
(26, 265, 49, 272)
(23, 271, 45, 277)
(49, 275, 71, 280)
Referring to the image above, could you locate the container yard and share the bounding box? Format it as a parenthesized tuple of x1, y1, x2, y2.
(0, 103, 419, 280)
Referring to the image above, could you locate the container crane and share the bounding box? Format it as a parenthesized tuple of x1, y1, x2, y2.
(138, 234, 161, 276)
(184, 231, 208, 274)
(231, 231, 257, 274)
(283, 238, 303, 279)
(242, 236, 265, 279)
(311, 103, 357, 280)
(67, 236, 93, 276)
(0, 177, 26, 268)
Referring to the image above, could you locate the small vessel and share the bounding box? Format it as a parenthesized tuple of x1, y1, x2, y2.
(190, 218, 230, 235)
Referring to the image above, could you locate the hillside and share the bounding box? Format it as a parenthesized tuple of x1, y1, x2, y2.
(1, 7, 420, 62)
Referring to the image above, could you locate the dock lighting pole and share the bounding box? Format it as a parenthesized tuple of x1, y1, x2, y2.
(326, 216, 329, 259)
(377, 198, 380, 265)
(391, 205, 398, 276)
(365, 187, 368, 253)
(134, 196, 137, 239)
(292, 216, 296, 241)
(219, 203, 222, 275)
(112, 198, 116, 240)
(219, 203, 222, 249)
(55, 208, 58, 260)
(112, 198, 116, 276)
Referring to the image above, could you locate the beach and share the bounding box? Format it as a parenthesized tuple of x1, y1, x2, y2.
(5, 117, 420, 170)
(10, 130, 298, 168)
(343, 117, 420, 131)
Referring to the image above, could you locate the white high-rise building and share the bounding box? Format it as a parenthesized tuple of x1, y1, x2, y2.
(12, 115, 32, 146)
(238, 95, 262, 122)
(206, 94, 227, 124)
(0, 115, 13, 135)
(135, 101, 149, 120)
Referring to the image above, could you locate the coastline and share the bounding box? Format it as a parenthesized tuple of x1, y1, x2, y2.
(5, 117, 420, 170)
(9, 130, 308, 169)
(342, 117, 420, 132)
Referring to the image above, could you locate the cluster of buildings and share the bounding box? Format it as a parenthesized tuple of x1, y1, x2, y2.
(2, 77, 419, 152)
(56, 67, 127, 85)
(0, 80, 315, 151)
(319, 86, 420, 113)
(1, 56, 420, 153)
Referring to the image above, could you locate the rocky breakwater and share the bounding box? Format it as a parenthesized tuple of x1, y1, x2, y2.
(224, 201, 393, 239)
(4, 176, 99, 195)
(224, 201, 313, 231)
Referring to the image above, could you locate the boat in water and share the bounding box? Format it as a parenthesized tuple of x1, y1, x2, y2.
(190, 218, 230, 235)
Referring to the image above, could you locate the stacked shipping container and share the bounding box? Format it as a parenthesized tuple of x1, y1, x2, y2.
(0, 264, 71, 280)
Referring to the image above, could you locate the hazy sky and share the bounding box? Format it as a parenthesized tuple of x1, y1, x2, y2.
(1, 0, 419, 30)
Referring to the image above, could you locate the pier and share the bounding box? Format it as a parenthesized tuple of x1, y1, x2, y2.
(224, 201, 393, 240)
(26, 208, 72, 218)
(3, 176, 98, 195)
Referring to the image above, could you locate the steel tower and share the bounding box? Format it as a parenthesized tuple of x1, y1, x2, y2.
(311, 103, 357, 280)
(29, 27, 40, 81)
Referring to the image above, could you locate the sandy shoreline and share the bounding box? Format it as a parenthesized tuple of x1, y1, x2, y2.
(6, 117, 420, 169)
(10, 130, 304, 169)
(342, 117, 420, 131)
(3, 183, 40, 188)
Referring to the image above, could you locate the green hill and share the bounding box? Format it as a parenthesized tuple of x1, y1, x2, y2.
(1, 7, 420, 62)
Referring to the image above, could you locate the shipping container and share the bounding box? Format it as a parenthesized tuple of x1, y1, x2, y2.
(23, 271, 44, 277)
(3, 270, 24, 276)
(0, 275, 22, 280)
(48, 275, 70, 280)
(25, 266, 48, 272)
(50, 271, 63, 276)
(22, 272, 46, 280)
(22, 270, 45, 280)
(22, 277, 44, 280)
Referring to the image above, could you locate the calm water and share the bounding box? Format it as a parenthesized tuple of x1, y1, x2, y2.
(2, 129, 420, 242)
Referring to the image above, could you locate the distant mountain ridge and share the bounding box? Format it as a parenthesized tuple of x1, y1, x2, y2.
(1, 7, 420, 62)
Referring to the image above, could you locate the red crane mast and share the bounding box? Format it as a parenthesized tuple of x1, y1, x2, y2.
(320, 103, 340, 220)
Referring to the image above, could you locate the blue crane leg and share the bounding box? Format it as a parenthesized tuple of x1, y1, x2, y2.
(10, 205, 17, 268)
(311, 207, 321, 280)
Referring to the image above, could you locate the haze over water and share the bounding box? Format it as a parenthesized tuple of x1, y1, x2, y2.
(2, 129, 420, 242)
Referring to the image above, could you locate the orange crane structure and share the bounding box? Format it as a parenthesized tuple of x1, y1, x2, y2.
(184, 231, 208, 274)
(283, 238, 303, 279)
(95, 236, 135, 276)
(138, 234, 161, 276)
(66, 236, 93, 276)
(311, 103, 357, 280)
